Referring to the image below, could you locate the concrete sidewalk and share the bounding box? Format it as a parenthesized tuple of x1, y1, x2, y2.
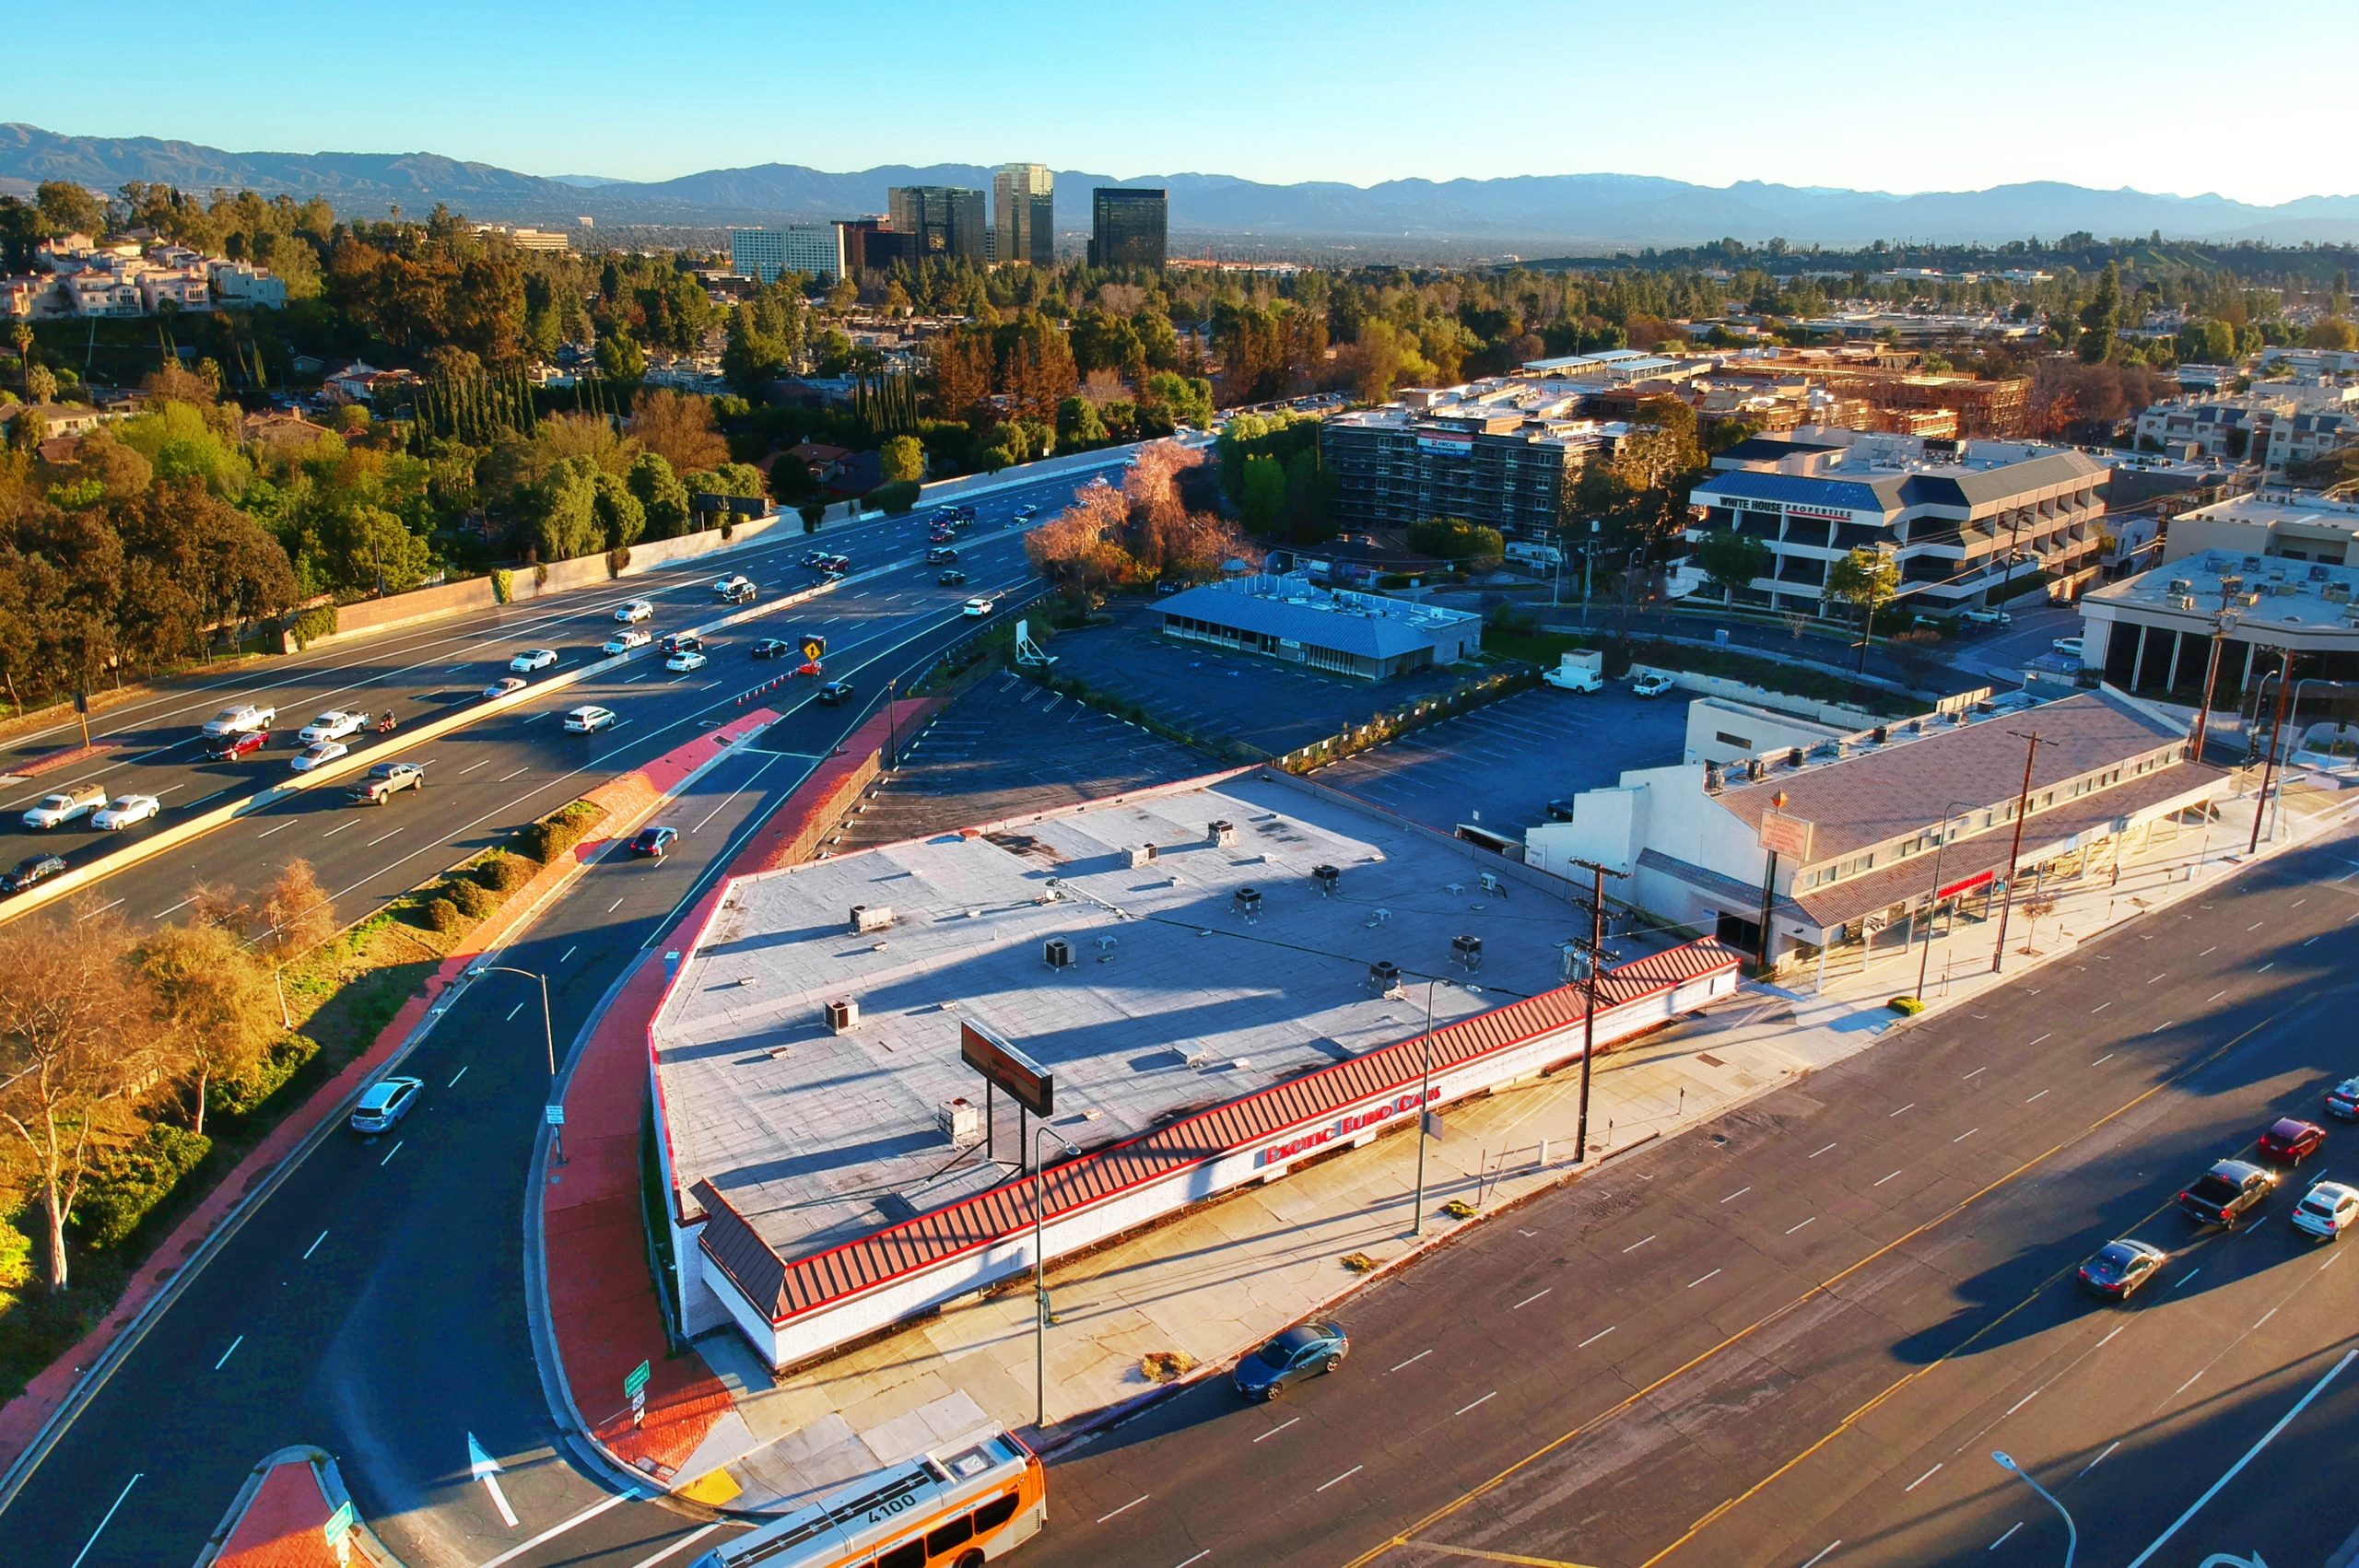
(657, 765, 2359, 1511)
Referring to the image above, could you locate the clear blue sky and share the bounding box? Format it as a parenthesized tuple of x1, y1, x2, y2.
(17, 0, 2356, 204)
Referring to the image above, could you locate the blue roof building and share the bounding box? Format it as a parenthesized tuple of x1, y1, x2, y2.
(1155, 575, 1482, 680)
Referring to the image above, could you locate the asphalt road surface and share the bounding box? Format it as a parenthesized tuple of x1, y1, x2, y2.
(1034, 824, 2359, 1568)
(0, 461, 1121, 933)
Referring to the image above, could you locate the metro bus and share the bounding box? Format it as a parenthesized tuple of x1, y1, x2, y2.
(692, 1425, 1046, 1568)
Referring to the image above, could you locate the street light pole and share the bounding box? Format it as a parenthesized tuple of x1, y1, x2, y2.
(2248, 648, 2296, 855)
(1033, 1126, 1079, 1431)
(1989, 731, 2044, 974)
(886, 675, 899, 769)
(1411, 977, 1438, 1236)
(467, 964, 557, 1076)
(1911, 798, 1976, 1005)
(1990, 1451, 2076, 1568)
(1570, 858, 1628, 1164)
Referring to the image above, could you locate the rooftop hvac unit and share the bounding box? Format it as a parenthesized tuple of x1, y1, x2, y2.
(2167, 593, 2195, 611)
(936, 1097, 982, 1146)
(1126, 843, 1159, 869)
(1044, 938, 1074, 969)
(1746, 756, 1767, 781)
(2271, 581, 2299, 597)
(1312, 863, 1341, 895)
(1208, 819, 1238, 847)
(1451, 934, 1484, 971)
(2327, 582, 2352, 603)
(849, 905, 893, 935)
(1368, 959, 1402, 992)
(824, 998, 861, 1034)
(1872, 725, 1890, 744)
(1479, 872, 1506, 898)
(1786, 746, 1805, 768)
(2167, 578, 2193, 595)
(1233, 886, 1262, 921)
(1703, 761, 1724, 793)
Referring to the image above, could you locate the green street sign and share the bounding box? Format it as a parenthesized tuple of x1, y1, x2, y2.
(324, 1501, 355, 1544)
(623, 1360, 651, 1398)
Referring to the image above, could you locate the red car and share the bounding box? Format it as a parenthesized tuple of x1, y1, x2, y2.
(204, 728, 269, 760)
(2259, 1117, 2326, 1164)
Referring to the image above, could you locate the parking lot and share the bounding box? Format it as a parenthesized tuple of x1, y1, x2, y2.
(826, 670, 1211, 853)
(1045, 606, 1473, 758)
(1314, 682, 1690, 837)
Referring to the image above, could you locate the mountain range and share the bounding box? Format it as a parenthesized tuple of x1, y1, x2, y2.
(5, 123, 2355, 251)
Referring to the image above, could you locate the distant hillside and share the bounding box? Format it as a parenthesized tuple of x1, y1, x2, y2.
(5, 123, 2355, 249)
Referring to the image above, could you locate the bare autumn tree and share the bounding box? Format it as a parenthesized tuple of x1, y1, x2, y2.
(257, 859, 335, 960)
(136, 923, 279, 1136)
(0, 907, 168, 1289)
(1024, 481, 1138, 598)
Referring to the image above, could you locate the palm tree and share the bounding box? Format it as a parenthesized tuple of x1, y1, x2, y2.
(9, 322, 29, 386)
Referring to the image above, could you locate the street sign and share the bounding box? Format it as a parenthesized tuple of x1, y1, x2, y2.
(960, 1020, 1054, 1117)
(1757, 808, 1814, 860)
(1421, 1111, 1444, 1140)
(624, 1359, 651, 1398)
(544, 1104, 565, 1126)
(324, 1501, 354, 1544)
(801, 633, 827, 661)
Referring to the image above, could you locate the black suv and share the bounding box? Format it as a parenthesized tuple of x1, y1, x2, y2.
(1, 853, 66, 895)
(2178, 1158, 2276, 1227)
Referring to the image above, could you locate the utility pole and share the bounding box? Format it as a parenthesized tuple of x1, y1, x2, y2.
(2187, 586, 2240, 762)
(1569, 858, 1628, 1165)
(1989, 731, 2044, 973)
(2248, 647, 2296, 856)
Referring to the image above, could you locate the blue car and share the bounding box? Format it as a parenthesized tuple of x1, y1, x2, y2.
(1234, 1321, 1348, 1401)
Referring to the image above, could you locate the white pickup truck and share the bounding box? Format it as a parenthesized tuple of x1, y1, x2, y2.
(201, 703, 276, 739)
(1541, 649, 1604, 693)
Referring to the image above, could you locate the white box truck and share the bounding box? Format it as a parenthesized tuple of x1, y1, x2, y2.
(1542, 649, 1604, 693)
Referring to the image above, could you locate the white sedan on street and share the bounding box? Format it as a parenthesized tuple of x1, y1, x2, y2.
(510, 648, 559, 673)
(961, 597, 995, 618)
(299, 710, 366, 745)
(666, 649, 709, 673)
(563, 705, 618, 733)
(91, 793, 161, 830)
(614, 599, 653, 623)
(604, 628, 652, 655)
(291, 740, 349, 773)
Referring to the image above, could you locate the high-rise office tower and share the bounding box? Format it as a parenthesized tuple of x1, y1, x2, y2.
(993, 163, 1055, 269)
(887, 186, 987, 264)
(1088, 187, 1168, 269)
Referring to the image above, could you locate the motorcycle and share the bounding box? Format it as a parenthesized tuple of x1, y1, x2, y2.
(374, 711, 398, 734)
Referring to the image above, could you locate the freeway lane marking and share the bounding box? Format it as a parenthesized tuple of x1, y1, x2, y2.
(1170, 1554, 1211, 1568)
(1456, 1392, 1497, 1416)
(213, 1334, 243, 1370)
(1785, 1217, 1815, 1235)
(1253, 1416, 1300, 1443)
(1317, 1466, 1364, 1493)
(1904, 1462, 1942, 1492)
(1621, 1234, 1657, 1252)
(449, 1066, 468, 1088)
(1577, 1326, 1615, 1349)
(506, 1001, 524, 1022)
(2076, 1439, 2119, 1478)
(380, 1140, 403, 1166)
(1801, 1547, 1841, 1568)
(367, 826, 404, 847)
(76, 897, 123, 922)
(1513, 1289, 1554, 1308)
(621, 1524, 725, 1568)
(1809, 1142, 1837, 1158)
(559, 945, 576, 965)
(1343, 1003, 2306, 1568)
(257, 821, 291, 837)
(1719, 1186, 1750, 1203)
(67, 1472, 140, 1568)
(1688, 1270, 1720, 1289)
(2126, 1348, 2356, 1567)
(303, 1229, 328, 1259)
(1097, 1494, 1149, 1524)
(1989, 1522, 2023, 1550)
(322, 821, 354, 837)
(1888, 1104, 1914, 1117)
(1962, 1066, 1988, 1080)
(457, 757, 491, 775)
(1391, 1350, 1432, 1373)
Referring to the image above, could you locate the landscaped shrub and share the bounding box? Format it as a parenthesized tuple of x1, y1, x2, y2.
(445, 878, 499, 920)
(475, 851, 533, 895)
(418, 896, 466, 934)
(285, 605, 337, 649)
(1888, 995, 1926, 1016)
(868, 479, 921, 515)
(492, 568, 515, 604)
(209, 1036, 322, 1123)
(70, 1126, 213, 1252)
(512, 801, 601, 866)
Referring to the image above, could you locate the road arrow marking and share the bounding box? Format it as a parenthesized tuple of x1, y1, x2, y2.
(468, 1433, 519, 1527)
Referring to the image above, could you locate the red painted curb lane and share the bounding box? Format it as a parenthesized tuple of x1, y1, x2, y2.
(543, 699, 940, 1482)
(215, 1458, 342, 1568)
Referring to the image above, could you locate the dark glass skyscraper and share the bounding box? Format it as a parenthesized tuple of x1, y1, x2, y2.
(887, 186, 987, 263)
(992, 163, 1055, 269)
(1088, 187, 1168, 269)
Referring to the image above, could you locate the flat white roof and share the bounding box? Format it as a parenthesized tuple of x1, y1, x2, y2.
(655, 773, 1578, 1263)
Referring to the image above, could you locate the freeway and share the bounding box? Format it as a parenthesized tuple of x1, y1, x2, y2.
(1033, 825, 2359, 1568)
(0, 598, 1055, 1566)
(0, 460, 1115, 930)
